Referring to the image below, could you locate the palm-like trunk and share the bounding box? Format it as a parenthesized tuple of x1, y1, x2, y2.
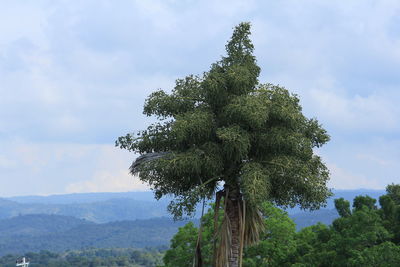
(214, 185, 246, 267)
(216, 185, 264, 267)
(226, 187, 241, 267)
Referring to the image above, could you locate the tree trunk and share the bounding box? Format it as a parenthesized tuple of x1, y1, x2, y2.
(226, 186, 241, 267)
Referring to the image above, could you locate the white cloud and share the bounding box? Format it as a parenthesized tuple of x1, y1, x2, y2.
(0, 155, 16, 169)
(318, 137, 400, 191)
(309, 89, 400, 132)
(0, 2, 48, 47)
(66, 171, 149, 193)
(328, 163, 382, 189)
(355, 153, 394, 167)
(0, 141, 144, 196)
(1, 0, 400, 194)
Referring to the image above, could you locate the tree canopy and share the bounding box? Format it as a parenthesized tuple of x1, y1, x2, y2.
(117, 22, 331, 266)
(162, 184, 400, 267)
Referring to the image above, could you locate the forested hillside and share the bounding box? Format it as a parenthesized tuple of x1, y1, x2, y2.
(0, 197, 171, 223)
(0, 248, 163, 267)
(0, 211, 339, 256)
(0, 215, 189, 256)
(0, 189, 385, 257)
(0, 214, 92, 237)
(0, 190, 384, 222)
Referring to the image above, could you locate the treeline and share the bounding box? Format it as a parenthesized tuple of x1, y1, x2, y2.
(0, 248, 163, 267)
(2, 185, 398, 266)
(0, 197, 171, 223)
(0, 216, 188, 256)
(163, 184, 400, 266)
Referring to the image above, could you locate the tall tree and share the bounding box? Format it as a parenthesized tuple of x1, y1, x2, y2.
(335, 198, 351, 217)
(117, 22, 331, 267)
(162, 203, 297, 267)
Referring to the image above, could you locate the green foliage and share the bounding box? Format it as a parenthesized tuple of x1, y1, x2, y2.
(386, 183, 400, 205)
(334, 198, 351, 217)
(163, 185, 400, 266)
(290, 185, 400, 266)
(353, 195, 377, 211)
(163, 207, 217, 267)
(163, 222, 199, 267)
(0, 248, 163, 267)
(348, 242, 400, 267)
(243, 203, 297, 267)
(240, 163, 270, 207)
(162, 203, 297, 267)
(117, 21, 331, 265)
(116, 22, 331, 219)
(380, 184, 400, 244)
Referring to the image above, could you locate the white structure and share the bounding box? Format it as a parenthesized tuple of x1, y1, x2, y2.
(16, 257, 30, 267)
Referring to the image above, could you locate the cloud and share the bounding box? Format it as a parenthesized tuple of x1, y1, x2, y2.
(355, 153, 394, 167)
(328, 163, 382, 190)
(0, 155, 16, 169)
(318, 137, 400, 190)
(66, 171, 149, 193)
(0, 140, 144, 197)
(1, 0, 400, 194)
(2, 0, 400, 142)
(309, 89, 400, 132)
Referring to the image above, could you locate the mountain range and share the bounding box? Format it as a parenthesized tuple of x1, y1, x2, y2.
(1, 189, 385, 222)
(0, 189, 386, 256)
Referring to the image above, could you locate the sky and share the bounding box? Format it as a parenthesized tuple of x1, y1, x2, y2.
(1, 0, 399, 197)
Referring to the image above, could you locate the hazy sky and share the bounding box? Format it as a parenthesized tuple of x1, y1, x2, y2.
(1, 0, 399, 197)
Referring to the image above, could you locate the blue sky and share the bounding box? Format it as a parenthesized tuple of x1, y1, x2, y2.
(1, 0, 399, 197)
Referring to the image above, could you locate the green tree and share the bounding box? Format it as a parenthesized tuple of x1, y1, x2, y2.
(291, 223, 334, 266)
(117, 22, 331, 266)
(163, 222, 200, 267)
(349, 242, 400, 267)
(290, 188, 400, 266)
(243, 203, 297, 267)
(329, 208, 391, 266)
(380, 184, 400, 244)
(352, 195, 377, 211)
(163, 203, 297, 267)
(334, 198, 351, 217)
(386, 184, 400, 205)
(163, 207, 220, 267)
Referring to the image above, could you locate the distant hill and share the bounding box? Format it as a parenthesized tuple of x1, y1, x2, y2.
(0, 198, 20, 220)
(0, 197, 172, 223)
(0, 214, 189, 256)
(0, 189, 388, 256)
(7, 191, 158, 204)
(290, 209, 339, 230)
(0, 214, 92, 237)
(1, 189, 386, 223)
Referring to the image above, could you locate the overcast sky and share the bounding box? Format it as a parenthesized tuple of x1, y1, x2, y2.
(1, 0, 399, 197)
